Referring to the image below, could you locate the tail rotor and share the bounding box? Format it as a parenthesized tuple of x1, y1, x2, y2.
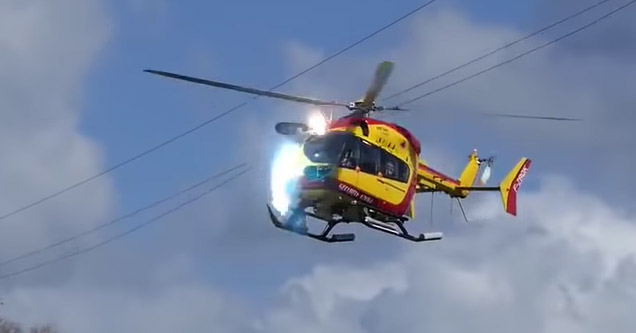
(478, 156, 496, 185)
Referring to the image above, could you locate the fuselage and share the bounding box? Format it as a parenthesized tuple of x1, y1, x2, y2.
(292, 116, 421, 222)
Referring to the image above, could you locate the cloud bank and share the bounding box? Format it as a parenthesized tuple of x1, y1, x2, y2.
(0, 0, 113, 282)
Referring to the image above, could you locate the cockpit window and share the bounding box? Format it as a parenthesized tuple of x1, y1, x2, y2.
(337, 136, 410, 183)
(358, 140, 381, 174)
(303, 133, 350, 164)
(303, 132, 411, 183)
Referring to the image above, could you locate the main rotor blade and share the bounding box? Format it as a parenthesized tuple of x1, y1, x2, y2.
(144, 69, 348, 107)
(479, 112, 583, 121)
(380, 106, 408, 111)
(362, 61, 394, 106)
(402, 105, 582, 121)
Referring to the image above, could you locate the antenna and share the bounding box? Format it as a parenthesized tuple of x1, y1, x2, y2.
(429, 192, 435, 226)
(456, 198, 470, 223)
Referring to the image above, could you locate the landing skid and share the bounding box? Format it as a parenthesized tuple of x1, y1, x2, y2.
(266, 204, 355, 243)
(266, 204, 443, 243)
(362, 217, 443, 242)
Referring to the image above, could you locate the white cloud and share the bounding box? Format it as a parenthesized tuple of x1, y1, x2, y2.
(2, 259, 255, 333)
(281, 262, 408, 321)
(0, 0, 115, 277)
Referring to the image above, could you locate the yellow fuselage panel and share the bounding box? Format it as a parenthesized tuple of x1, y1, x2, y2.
(354, 171, 406, 205)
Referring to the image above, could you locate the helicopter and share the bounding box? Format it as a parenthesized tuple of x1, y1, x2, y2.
(144, 61, 573, 243)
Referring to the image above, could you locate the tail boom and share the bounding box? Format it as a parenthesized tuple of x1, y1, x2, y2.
(416, 163, 460, 194)
(416, 150, 484, 198)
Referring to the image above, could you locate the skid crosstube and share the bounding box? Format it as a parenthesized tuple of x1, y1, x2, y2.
(266, 204, 355, 243)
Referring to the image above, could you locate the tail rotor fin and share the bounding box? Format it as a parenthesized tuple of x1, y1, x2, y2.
(498, 158, 531, 216)
(455, 157, 531, 216)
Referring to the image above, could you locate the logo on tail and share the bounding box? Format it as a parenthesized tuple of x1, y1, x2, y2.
(512, 164, 529, 193)
(500, 158, 531, 216)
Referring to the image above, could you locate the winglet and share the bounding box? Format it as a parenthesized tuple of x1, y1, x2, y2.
(499, 158, 531, 216)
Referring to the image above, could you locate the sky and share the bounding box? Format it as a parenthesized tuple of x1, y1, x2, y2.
(1, 0, 636, 332)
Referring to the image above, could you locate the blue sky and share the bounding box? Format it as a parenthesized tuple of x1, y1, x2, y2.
(2, 0, 636, 331)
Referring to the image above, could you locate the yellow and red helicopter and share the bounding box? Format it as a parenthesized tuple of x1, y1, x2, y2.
(145, 61, 574, 243)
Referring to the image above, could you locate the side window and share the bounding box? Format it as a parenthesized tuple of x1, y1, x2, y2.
(338, 136, 359, 170)
(358, 141, 380, 174)
(397, 159, 410, 182)
(380, 151, 410, 183)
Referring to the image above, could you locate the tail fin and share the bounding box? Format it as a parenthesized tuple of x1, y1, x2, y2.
(458, 150, 481, 190)
(499, 158, 531, 216)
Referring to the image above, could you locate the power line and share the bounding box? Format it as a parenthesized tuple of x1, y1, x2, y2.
(264, 0, 441, 91)
(0, 0, 440, 225)
(0, 165, 252, 281)
(0, 163, 248, 268)
(395, 0, 636, 108)
(382, 0, 612, 102)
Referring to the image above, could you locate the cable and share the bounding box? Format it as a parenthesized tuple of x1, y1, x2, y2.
(264, 0, 441, 92)
(395, 0, 636, 108)
(0, 163, 248, 268)
(382, 0, 612, 101)
(0, 0, 440, 225)
(0, 166, 252, 281)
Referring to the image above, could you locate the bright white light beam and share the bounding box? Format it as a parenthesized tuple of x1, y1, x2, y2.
(308, 110, 327, 135)
(270, 142, 304, 216)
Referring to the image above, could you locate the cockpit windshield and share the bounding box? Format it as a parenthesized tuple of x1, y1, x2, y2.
(303, 132, 350, 164)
